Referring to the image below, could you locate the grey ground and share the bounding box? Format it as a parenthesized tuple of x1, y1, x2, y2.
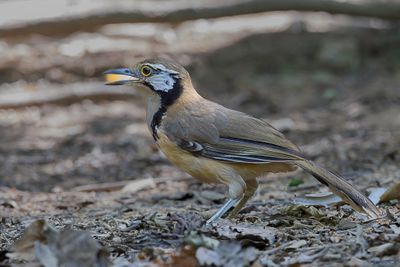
(0, 12, 399, 266)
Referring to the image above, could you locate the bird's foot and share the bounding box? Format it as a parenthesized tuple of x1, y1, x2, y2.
(205, 198, 239, 226)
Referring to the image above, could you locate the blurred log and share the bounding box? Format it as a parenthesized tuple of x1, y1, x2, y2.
(1, 0, 400, 38)
(0, 82, 137, 109)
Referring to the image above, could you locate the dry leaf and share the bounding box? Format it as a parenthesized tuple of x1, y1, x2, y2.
(283, 205, 325, 218)
(183, 233, 219, 249)
(9, 220, 109, 267)
(196, 242, 258, 267)
(168, 245, 198, 267)
(9, 220, 56, 262)
(292, 187, 392, 209)
(285, 240, 307, 251)
(347, 256, 372, 267)
(196, 247, 222, 266)
(368, 188, 387, 205)
(367, 243, 399, 257)
(379, 183, 400, 203)
(211, 220, 276, 246)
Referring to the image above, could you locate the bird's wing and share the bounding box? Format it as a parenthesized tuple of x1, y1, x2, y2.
(163, 100, 303, 164)
(178, 137, 302, 164)
(162, 99, 384, 218)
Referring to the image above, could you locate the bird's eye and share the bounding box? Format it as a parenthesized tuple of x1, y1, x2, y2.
(141, 66, 152, 77)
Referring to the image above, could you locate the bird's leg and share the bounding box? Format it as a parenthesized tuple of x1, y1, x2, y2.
(206, 174, 245, 225)
(227, 179, 258, 219)
(206, 198, 239, 225)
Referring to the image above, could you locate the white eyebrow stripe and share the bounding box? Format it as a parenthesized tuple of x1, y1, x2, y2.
(148, 63, 179, 74)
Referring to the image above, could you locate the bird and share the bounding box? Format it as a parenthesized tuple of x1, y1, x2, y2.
(104, 58, 384, 225)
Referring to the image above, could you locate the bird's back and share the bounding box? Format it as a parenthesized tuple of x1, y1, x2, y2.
(163, 96, 299, 153)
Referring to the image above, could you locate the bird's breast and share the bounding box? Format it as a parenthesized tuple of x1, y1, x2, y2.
(155, 131, 235, 184)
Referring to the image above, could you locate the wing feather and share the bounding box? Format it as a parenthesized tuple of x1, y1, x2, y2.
(164, 100, 303, 164)
(180, 137, 302, 164)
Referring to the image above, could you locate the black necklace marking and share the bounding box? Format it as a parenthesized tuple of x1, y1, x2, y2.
(150, 107, 167, 140)
(149, 78, 183, 140)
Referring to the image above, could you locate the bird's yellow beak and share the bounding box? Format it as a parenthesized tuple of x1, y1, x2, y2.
(103, 68, 139, 85)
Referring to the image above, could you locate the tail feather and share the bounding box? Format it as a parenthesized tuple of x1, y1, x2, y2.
(295, 160, 384, 219)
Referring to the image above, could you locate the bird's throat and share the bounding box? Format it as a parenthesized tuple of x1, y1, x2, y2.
(149, 79, 183, 140)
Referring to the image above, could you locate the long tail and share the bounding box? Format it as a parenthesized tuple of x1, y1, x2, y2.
(295, 160, 384, 219)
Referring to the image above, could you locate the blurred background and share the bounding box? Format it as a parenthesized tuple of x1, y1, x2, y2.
(1, 0, 400, 265)
(1, 0, 399, 192)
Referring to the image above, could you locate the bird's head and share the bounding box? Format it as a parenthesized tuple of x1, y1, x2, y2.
(104, 58, 193, 106)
